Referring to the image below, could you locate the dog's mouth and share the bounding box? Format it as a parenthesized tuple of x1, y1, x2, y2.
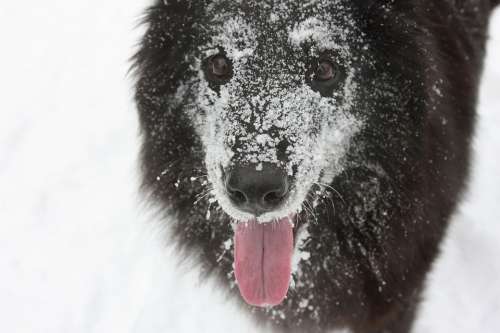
(213, 163, 315, 306)
(233, 214, 296, 307)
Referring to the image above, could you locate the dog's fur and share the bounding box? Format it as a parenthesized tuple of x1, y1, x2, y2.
(132, 1, 499, 332)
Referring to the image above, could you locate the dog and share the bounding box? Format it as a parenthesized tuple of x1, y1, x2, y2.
(132, 1, 499, 332)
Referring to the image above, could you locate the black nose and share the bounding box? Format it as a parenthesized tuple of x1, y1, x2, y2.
(225, 164, 290, 216)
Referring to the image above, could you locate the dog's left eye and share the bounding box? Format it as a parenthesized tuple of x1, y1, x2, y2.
(306, 56, 343, 97)
(314, 61, 335, 81)
(205, 54, 232, 83)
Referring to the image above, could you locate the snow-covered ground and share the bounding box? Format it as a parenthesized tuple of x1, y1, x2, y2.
(0, 2, 498, 332)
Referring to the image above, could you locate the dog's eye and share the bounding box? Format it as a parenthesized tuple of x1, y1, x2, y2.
(210, 55, 230, 76)
(205, 55, 232, 82)
(306, 57, 343, 97)
(314, 60, 335, 82)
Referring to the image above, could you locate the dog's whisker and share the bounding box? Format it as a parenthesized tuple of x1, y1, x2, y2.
(301, 202, 316, 224)
(315, 182, 346, 205)
(194, 188, 214, 205)
(189, 174, 208, 181)
(305, 194, 318, 223)
(313, 182, 339, 219)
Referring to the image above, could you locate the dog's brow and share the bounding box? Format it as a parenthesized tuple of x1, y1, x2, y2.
(207, 15, 257, 61)
(288, 18, 327, 45)
(288, 17, 346, 53)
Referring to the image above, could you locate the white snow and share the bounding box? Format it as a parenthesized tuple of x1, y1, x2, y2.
(0, 2, 499, 333)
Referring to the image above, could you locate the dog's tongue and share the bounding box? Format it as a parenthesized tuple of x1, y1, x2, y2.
(234, 217, 293, 307)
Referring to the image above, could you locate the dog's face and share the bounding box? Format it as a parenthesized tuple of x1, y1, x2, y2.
(181, 2, 368, 223)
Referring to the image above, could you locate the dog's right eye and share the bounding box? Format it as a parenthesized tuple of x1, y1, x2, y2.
(306, 55, 343, 97)
(205, 55, 232, 83)
(314, 61, 335, 81)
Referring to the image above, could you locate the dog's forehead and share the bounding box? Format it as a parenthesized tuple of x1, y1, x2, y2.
(205, 0, 351, 24)
(201, 0, 355, 60)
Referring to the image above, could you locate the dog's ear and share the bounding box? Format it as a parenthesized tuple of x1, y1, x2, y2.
(131, 0, 203, 80)
(131, 0, 206, 132)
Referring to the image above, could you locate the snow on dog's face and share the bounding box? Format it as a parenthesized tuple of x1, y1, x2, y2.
(178, 1, 366, 224)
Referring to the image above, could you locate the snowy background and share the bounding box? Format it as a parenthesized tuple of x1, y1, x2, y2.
(0, 2, 499, 332)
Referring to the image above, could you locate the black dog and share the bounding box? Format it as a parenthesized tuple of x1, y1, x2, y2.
(132, 1, 499, 332)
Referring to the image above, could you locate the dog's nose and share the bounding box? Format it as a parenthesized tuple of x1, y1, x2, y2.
(225, 164, 289, 215)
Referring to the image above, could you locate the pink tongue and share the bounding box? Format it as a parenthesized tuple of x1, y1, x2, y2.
(234, 217, 293, 307)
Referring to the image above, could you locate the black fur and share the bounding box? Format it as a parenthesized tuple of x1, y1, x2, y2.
(132, 1, 499, 332)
